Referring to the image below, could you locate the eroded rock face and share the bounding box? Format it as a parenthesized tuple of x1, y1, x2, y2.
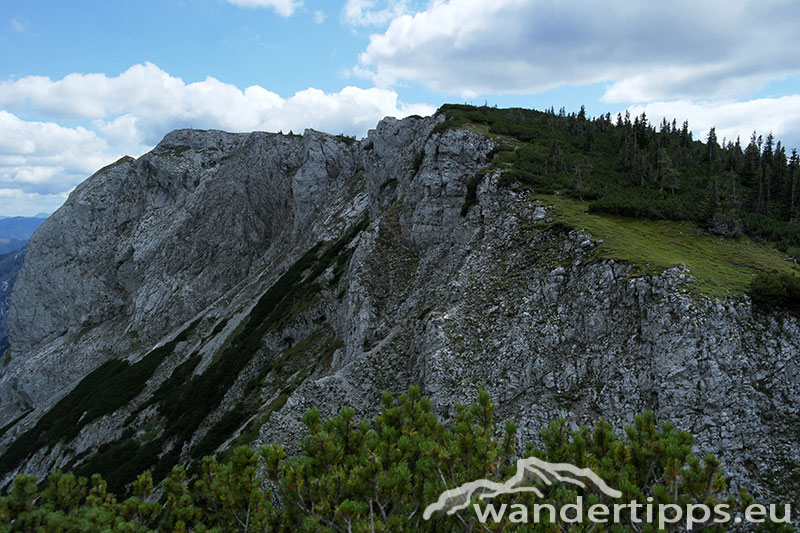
(2, 128, 361, 416)
(2, 115, 798, 503)
(0, 246, 26, 356)
(257, 173, 800, 502)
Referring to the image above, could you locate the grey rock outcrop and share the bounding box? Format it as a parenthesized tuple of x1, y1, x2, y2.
(0, 246, 26, 357)
(1, 114, 798, 506)
(2, 128, 362, 416)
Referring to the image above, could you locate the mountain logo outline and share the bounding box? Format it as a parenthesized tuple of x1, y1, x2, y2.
(423, 456, 623, 519)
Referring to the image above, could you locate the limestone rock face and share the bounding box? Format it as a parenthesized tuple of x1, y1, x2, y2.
(1, 115, 799, 504)
(2, 128, 360, 415)
(0, 246, 26, 356)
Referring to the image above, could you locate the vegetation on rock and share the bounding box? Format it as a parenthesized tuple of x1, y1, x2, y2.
(749, 272, 800, 316)
(440, 104, 800, 309)
(0, 388, 790, 532)
(0, 219, 367, 495)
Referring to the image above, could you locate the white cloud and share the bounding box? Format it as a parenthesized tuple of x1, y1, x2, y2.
(0, 63, 433, 143)
(342, 0, 409, 26)
(313, 10, 327, 24)
(0, 66, 187, 121)
(225, 0, 302, 17)
(0, 64, 435, 214)
(0, 111, 117, 196)
(10, 17, 26, 33)
(625, 96, 800, 151)
(356, 0, 800, 101)
(0, 189, 68, 218)
(92, 114, 143, 147)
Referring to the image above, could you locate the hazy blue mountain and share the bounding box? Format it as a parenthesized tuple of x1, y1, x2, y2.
(0, 239, 27, 255)
(0, 217, 46, 240)
(0, 214, 49, 220)
(0, 217, 46, 254)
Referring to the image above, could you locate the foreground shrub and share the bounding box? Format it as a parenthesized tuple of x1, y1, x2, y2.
(0, 387, 790, 532)
(749, 272, 800, 316)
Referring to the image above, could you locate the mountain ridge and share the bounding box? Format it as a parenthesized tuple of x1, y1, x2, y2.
(1, 109, 798, 504)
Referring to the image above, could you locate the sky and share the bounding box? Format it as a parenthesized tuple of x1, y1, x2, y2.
(1, 0, 799, 216)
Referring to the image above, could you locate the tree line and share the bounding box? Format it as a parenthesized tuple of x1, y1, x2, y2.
(441, 104, 800, 253)
(439, 104, 800, 313)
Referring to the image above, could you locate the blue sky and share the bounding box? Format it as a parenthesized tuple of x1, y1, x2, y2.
(1, 0, 799, 216)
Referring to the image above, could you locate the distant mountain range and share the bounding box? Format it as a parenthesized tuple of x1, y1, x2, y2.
(0, 215, 47, 254)
(0, 213, 49, 221)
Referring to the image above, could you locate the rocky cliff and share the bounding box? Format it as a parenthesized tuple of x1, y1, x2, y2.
(0, 113, 798, 505)
(0, 246, 26, 357)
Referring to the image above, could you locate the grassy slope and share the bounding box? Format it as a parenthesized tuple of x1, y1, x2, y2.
(450, 115, 798, 299)
(535, 193, 800, 298)
(440, 104, 800, 300)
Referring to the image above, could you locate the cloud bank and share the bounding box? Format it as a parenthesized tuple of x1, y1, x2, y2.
(358, 0, 800, 102)
(0, 63, 433, 215)
(352, 0, 800, 150)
